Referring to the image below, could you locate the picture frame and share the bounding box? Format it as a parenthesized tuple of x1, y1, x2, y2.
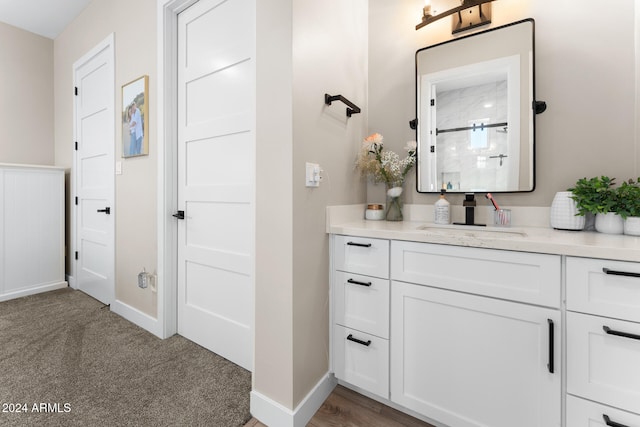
(122, 75, 149, 157)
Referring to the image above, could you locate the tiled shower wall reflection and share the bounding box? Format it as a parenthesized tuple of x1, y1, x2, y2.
(436, 80, 510, 191)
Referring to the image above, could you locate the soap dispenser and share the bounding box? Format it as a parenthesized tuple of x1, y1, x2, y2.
(434, 189, 450, 224)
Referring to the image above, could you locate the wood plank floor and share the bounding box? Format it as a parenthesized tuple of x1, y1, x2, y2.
(244, 385, 435, 427)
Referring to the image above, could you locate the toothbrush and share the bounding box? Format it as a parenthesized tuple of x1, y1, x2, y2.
(485, 193, 500, 211)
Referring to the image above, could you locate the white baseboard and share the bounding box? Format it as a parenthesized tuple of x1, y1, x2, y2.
(250, 373, 336, 427)
(0, 281, 68, 303)
(111, 299, 164, 338)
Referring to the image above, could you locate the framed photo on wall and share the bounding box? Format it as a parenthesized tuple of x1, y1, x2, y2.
(122, 75, 149, 157)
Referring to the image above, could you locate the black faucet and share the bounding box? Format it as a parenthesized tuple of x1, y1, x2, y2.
(453, 193, 485, 226)
(463, 193, 476, 225)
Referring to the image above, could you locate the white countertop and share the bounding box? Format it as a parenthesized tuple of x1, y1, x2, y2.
(327, 205, 640, 262)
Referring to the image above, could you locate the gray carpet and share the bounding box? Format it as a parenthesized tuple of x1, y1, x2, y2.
(0, 288, 251, 426)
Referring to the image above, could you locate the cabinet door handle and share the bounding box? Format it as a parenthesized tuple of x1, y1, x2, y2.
(346, 241, 372, 248)
(547, 319, 554, 374)
(603, 414, 630, 427)
(347, 278, 372, 287)
(603, 325, 640, 341)
(97, 207, 111, 215)
(346, 334, 371, 347)
(602, 267, 640, 278)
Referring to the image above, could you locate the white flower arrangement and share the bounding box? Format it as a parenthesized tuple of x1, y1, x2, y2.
(355, 133, 417, 187)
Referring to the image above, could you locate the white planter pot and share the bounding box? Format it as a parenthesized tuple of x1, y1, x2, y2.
(595, 212, 624, 234)
(549, 191, 585, 230)
(624, 217, 640, 236)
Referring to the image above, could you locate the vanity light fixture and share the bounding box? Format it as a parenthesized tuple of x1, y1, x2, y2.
(416, 0, 496, 34)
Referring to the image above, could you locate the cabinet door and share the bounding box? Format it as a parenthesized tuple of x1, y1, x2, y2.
(567, 312, 640, 414)
(391, 281, 561, 427)
(567, 395, 640, 427)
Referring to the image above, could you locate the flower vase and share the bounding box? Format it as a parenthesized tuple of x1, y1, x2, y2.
(549, 191, 585, 230)
(385, 182, 404, 221)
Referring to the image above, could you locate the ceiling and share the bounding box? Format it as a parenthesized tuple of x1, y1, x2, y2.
(0, 0, 94, 39)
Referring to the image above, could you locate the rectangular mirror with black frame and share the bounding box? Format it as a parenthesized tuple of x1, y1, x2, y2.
(416, 19, 537, 193)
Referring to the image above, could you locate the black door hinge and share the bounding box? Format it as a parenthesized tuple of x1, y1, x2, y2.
(430, 99, 435, 106)
(75, 141, 78, 151)
(75, 251, 79, 260)
(75, 196, 78, 205)
(74, 87, 78, 96)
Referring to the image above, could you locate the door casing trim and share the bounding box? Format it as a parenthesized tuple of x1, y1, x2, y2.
(156, 0, 198, 339)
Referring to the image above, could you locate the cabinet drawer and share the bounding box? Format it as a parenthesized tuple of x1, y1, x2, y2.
(334, 235, 389, 278)
(333, 271, 389, 338)
(567, 395, 640, 426)
(333, 324, 389, 399)
(567, 312, 640, 414)
(567, 257, 640, 323)
(391, 241, 561, 307)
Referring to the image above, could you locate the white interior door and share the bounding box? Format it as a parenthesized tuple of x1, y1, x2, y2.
(177, 0, 255, 371)
(73, 35, 115, 305)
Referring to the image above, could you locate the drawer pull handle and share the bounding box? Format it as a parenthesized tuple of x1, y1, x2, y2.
(347, 278, 372, 287)
(346, 334, 371, 347)
(603, 325, 640, 341)
(547, 319, 555, 374)
(346, 241, 372, 248)
(602, 268, 640, 278)
(603, 414, 630, 427)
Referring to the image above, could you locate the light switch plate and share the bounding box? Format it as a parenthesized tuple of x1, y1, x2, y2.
(305, 162, 320, 187)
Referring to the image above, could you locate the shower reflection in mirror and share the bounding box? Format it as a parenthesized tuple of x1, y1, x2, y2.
(420, 56, 519, 192)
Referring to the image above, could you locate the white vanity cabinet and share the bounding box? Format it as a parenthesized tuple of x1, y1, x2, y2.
(566, 257, 640, 423)
(332, 235, 390, 398)
(390, 241, 562, 427)
(328, 210, 640, 427)
(330, 235, 562, 427)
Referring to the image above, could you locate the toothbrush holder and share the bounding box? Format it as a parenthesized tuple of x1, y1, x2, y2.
(494, 209, 511, 227)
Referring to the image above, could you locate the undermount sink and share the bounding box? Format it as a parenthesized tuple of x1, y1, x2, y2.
(417, 224, 528, 238)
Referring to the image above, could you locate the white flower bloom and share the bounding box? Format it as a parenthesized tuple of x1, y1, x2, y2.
(405, 140, 417, 151)
(355, 132, 416, 186)
(387, 186, 403, 198)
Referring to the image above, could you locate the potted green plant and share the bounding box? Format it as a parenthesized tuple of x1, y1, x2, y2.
(569, 176, 623, 234)
(616, 178, 640, 235)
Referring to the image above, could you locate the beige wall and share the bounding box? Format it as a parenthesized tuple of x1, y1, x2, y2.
(291, 0, 368, 407)
(254, 0, 295, 407)
(254, 0, 368, 410)
(369, 0, 638, 210)
(0, 22, 54, 165)
(54, 0, 158, 317)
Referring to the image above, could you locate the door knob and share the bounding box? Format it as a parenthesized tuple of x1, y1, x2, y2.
(97, 207, 111, 215)
(172, 210, 185, 220)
